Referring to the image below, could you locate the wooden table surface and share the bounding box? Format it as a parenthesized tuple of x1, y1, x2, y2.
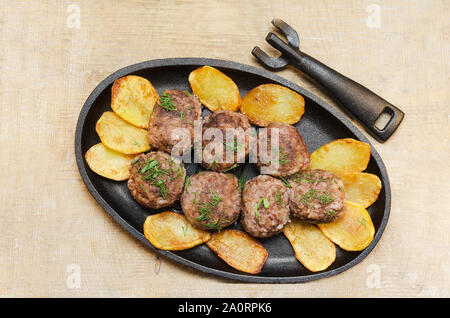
(0, 0, 449, 297)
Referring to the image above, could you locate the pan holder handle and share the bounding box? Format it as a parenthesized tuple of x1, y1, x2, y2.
(262, 32, 405, 142)
(294, 53, 404, 142)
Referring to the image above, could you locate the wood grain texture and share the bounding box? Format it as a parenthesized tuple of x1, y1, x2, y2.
(0, 0, 449, 297)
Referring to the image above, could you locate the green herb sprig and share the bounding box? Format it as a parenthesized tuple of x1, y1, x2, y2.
(255, 197, 269, 224)
(275, 190, 284, 207)
(225, 140, 245, 152)
(278, 147, 290, 165)
(159, 93, 177, 111)
(195, 189, 223, 230)
(138, 158, 179, 199)
(279, 176, 291, 188)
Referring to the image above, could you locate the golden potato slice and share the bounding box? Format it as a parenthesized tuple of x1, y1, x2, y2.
(188, 66, 241, 112)
(111, 75, 159, 128)
(283, 219, 336, 272)
(310, 138, 371, 173)
(318, 201, 375, 251)
(241, 84, 305, 126)
(206, 229, 268, 274)
(338, 172, 382, 208)
(85, 143, 134, 181)
(96, 111, 151, 154)
(143, 211, 211, 251)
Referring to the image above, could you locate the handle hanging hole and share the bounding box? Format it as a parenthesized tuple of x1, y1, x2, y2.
(374, 108, 394, 131)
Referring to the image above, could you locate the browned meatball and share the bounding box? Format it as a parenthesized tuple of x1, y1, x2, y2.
(288, 169, 346, 223)
(180, 171, 241, 231)
(148, 89, 202, 155)
(257, 122, 310, 177)
(128, 151, 186, 209)
(201, 110, 254, 172)
(241, 175, 290, 238)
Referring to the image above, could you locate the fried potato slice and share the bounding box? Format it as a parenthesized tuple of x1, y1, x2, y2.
(188, 66, 241, 112)
(310, 138, 371, 173)
(318, 201, 375, 251)
(206, 229, 268, 274)
(85, 143, 134, 181)
(240, 84, 305, 126)
(143, 211, 211, 251)
(283, 219, 336, 272)
(111, 75, 159, 128)
(338, 172, 382, 208)
(96, 111, 151, 154)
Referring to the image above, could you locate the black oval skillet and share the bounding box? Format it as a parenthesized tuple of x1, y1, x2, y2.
(75, 58, 390, 283)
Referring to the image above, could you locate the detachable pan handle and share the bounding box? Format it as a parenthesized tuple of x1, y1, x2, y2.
(293, 52, 404, 142)
(261, 31, 405, 142)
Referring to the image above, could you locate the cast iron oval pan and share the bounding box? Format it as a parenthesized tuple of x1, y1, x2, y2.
(75, 58, 390, 283)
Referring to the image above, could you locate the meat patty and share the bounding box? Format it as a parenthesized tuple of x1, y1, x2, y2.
(201, 110, 254, 172)
(180, 171, 241, 231)
(257, 122, 310, 177)
(241, 175, 290, 238)
(148, 89, 202, 155)
(128, 151, 186, 209)
(288, 169, 346, 223)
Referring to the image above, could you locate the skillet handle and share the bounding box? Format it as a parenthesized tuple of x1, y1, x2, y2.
(265, 32, 404, 142)
(292, 52, 404, 142)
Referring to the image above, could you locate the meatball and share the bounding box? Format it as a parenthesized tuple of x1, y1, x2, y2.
(128, 151, 186, 209)
(257, 122, 310, 177)
(241, 175, 290, 238)
(148, 89, 202, 155)
(288, 169, 346, 223)
(180, 171, 241, 231)
(201, 110, 254, 172)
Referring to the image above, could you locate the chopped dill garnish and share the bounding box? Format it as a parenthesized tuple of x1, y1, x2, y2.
(195, 189, 223, 230)
(278, 147, 290, 165)
(184, 175, 191, 193)
(211, 160, 220, 168)
(328, 209, 336, 216)
(181, 225, 188, 236)
(208, 190, 222, 211)
(138, 158, 176, 199)
(280, 176, 291, 188)
(263, 197, 269, 208)
(159, 93, 177, 111)
(255, 197, 269, 224)
(183, 90, 192, 97)
(179, 110, 186, 121)
(131, 157, 139, 164)
(141, 159, 159, 174)
(177, 164, 184, 178)
(139, 183, 147, 193)
(275, 190, 284, 207)
(317, 192, 335, 205)
(299, 189, 335, 207)
(255, 210, 260, 224)
(229, 164, 245, 192)
(205, 220, 222, 231)
(140, 160, 159, 174)
(291, 171, 316, 184)
(299, 189, 317, 207)
(223, 164, 239, 172)
(291, 172, 331, 184)
(225, 140, 245, 152)
(156, 179, 168, 199)
(238, 174, 245, 192)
